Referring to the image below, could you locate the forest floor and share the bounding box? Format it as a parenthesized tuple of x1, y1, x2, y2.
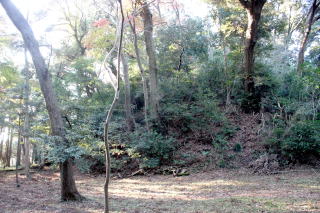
(0, 168, 319, 213)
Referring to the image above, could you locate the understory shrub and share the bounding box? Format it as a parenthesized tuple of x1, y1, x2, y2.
(160, 75, 224, 137)
(266, 120, 320, 164)
(129, 130, 176, 168)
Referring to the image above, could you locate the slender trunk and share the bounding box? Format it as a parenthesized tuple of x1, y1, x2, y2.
(0, 0, 82, 201)
(15, 144, 20, 187)
(23, 132, 30, 178)
(104, 1, 124, 212)
(297, 0, 319, 74)
(5, 128, 12, 167)
(128, 15, 150, 131)
(121, 53, 135, 132)
(0, 141, 3, 165)
(141, 2, 159, 120)
(32, 144, 39, 164)
(284, 6, 293, 52)
(218, 13, 231, 106)
(16, 114, 22, 167)
(0, 127, 3, 164)
(23, 46, 31, 179)
(16, 117, 21, 187)
(9, 129, 13, 166)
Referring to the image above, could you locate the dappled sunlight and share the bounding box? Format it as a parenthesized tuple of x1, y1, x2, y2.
(1, 170, 319, 212)
(192, 179, 252, 187)
(297, 184, 320, 190)
(106, 176, 256, 202)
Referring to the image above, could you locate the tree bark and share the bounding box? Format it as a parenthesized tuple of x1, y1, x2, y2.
(32, 144, 40, 164)
(128, 15, 150, 131)
(141, 1, 160, 120)
(297, 0, 319, 74)
(104, 1, 124, 212)
(16, 114, 22, 167)
(22, 46, 31, 179)
(0, 127, 3, 164)
(121, 53, 135, 132)
(239, 0, 266, 94)
(0, 0, 82, 201)
(5, 128, 13, 167)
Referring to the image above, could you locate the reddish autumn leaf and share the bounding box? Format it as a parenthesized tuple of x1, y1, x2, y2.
(93, 18, 109, 27)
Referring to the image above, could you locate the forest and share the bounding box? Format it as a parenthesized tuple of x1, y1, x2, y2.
(0, 0, 319, 212)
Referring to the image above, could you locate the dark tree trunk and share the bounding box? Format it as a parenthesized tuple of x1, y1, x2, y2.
(16, 135, 22, 167)
(0, 0, 82, 201)
(239, 0, 267, 112)
(61, 159, 80, 200)
(297, 0, 319, 74)
(5, 139, 9, 167)
(240, 0, 267, 93)
(141, 1, 160, 120)
(32, 144, 40, 164)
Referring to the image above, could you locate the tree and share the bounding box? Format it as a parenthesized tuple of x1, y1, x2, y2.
(141, 1, 160, 120)
(5, 128, 13, 167)
(239, 0, 267, 111)
(0, 127, 3, 165)
(128, 11, 150, 130)
(121, 53, 135, 131)
(0, 0, 83, 201)
(297, 0, 320, 74)
(16, 110, 22, 167)
(104, 0, 124, 212)
(22, 46, 31, 179)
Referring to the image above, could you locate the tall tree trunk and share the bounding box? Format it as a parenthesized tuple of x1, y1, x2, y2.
(297, 0, 319, 74)
(217, 11, 231, 107)
(16, 114, 22, 167)
(4, 129, 11, 167)
(9, 129, 13, 166)
(23, 46, 31, 179)
(0, 0, 82, 201)
(239, 0, 266, 113)
(141, 1, 160, 120)
(128, 15, 150, 131)
(121, 53, 135, 132)
(5, 128, 13, 167)
(240, 0, 267, 94)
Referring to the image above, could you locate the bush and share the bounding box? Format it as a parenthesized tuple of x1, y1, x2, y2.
(129, 130, 176, 168)
(160, 76, 224, 136)
(266, 120, 320, 164)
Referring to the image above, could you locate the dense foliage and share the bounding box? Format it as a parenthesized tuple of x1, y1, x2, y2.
(0, 0, 319, 174)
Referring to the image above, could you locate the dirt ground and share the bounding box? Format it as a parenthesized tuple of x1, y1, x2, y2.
(0, 168, 319, 213)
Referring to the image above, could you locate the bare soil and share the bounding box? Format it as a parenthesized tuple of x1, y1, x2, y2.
(0, 168, 319, 213)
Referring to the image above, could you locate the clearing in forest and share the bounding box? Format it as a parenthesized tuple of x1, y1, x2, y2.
(0, 168, 319, 213)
